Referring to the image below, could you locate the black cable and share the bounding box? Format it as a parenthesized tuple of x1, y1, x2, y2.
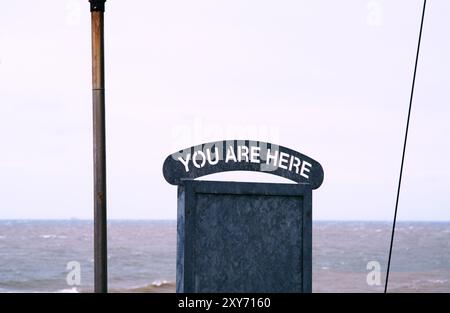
(384, 0, 427, 293)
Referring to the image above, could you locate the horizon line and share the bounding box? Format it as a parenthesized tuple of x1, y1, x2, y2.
(0, 218, 449, 223)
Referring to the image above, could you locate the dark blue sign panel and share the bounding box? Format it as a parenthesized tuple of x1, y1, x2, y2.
(176, 180, 312, 293)
(164, 140, 323, 293)
(163, 140, 324, 189)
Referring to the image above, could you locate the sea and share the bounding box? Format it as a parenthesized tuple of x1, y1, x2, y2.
(0, 220, 449, 293)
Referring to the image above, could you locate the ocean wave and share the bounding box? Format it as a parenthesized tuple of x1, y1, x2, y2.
(40, 235, 56, 239)
(39, 235, 67, 239)
(57, 287, 80, 293)
(110, 280, 176, 293)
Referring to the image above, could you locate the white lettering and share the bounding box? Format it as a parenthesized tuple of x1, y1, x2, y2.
(206, 147, 219, 165)
(290, 157, 301, 174)
(279, 152, 289, 170)
(178, 154, 191, 172)
(66, 261, 81, 286)
(266, 149, 278, 166)
(238, 146, 249, 162)
(192, 151, 206, 168)
(178, 297, 212, 311)
(250, 146, 260, 163)
(225, 146, 237, 163)
(300, 161, 312, 179)
(366, 261, 381, 286)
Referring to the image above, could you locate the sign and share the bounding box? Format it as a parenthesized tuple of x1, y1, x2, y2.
(163, 140, 324, 189)
(164, 140, 323, 293)
(176, 180, 312, 293)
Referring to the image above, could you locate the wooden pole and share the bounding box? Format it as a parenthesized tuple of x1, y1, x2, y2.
(90, 0, 107, 293)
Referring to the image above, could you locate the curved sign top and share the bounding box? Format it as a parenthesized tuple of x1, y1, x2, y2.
(163, 140, 324, 189)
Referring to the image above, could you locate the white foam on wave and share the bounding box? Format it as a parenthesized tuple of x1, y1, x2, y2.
(57, 287, 79, 293)
(40, 235, 56, 239)
(151, 280, 170, 287)
(39, 235, 67, 239)
(429, 279, 448, 284)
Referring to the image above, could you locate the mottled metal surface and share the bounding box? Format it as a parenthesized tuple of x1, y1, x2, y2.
(177, 180, 312, 293)
(163, 140, 324, 189)
(176, 186, 185, 293)
(91, 7, 107, 293)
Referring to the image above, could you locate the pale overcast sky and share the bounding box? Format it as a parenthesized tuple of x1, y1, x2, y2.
(0, 0, 449, 220)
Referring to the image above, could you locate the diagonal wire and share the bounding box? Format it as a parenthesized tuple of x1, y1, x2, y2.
(384, 0, 427, 293)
